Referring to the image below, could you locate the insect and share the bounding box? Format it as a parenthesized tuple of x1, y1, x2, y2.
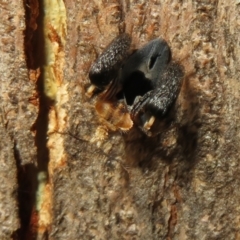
(88, 33, 184, 136)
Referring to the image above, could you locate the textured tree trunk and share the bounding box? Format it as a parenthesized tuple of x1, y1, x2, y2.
(1, 0, 240, 239)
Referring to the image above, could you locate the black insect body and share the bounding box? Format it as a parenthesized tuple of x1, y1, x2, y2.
(130, 62, 184, 135)
(89, 34, 131, 90)
(88, 34, 184, 135)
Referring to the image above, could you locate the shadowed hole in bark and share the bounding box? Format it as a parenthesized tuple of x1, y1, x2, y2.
(15, 144, 38, 240)
(16, 0, 51, 239)
(118, 71, 153, 105)
(23, 0, 39, 70)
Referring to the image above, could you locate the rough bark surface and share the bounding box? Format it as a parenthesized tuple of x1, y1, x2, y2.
(51, 0, 240, 239)
(1, 0, 240, 239)
(0, 125, 19, 239)
(0, 0, 38, 239)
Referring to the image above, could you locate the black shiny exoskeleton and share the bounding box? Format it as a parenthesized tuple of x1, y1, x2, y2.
(89, 34, 184, 135)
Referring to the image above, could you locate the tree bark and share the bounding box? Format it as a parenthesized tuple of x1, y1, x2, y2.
(1, 0, 240, 239)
